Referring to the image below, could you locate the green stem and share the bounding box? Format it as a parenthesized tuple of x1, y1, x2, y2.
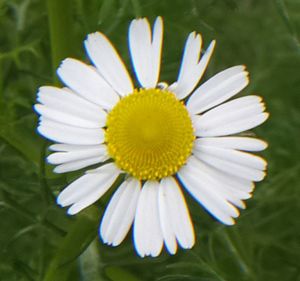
(41, 1, 77, 280)
(223, 231, 255, 280)
(0, 59, 3, 108)
(46, 0, 76, 81)
(275, 0, 300, 51)
(43, 208, 99, 281)
(40, 141, 53, 204)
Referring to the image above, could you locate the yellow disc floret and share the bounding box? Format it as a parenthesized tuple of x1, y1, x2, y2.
(105, 88, 194, 180)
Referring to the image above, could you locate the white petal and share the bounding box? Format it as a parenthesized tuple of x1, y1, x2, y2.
(171, 36, 215, 99)
(158, 177, 195, 254)
(193, 145, 267, 170)
(56, 163, 120, 213)
(195, 113, 269, 137)
(192, 96, 268, 137)
(178, 159, 239, 225)
(129, 18, 151, 87)
(177, 32, 202, 80)
(100, 178, 141, 246)
(158, 189, 177, 254)
(189, 156, 254, 193)
(38, 118, 104, 145)
(84, 32, 133, 96)
(57, 58, 119, 109)
(37, 86, 107, 127)
(230, 199, 246, 209)
(184, 157, 250, 208)
(49, 144, 102, 152)
(134, 181, 163, 257)
(151, 17, 163, 87)
(199, 95, 263, 120)
(47, 145, 107, 164)
(49, 144, 109, 172)
(194, 96, 265, 129)
(187, 66, 249, 114)
(34, 104, 104, 129)
(129, 17, 163, 88)
(194, 137, 268, 151)
(53, 156, 108, 173)
(189, 156, 253, 199)
(194, 152, 266, 182)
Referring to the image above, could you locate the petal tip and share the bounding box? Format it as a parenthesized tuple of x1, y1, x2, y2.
(53, 166, 64, 174)
(155, 16, 163, 25)
(262, 140, 269, 149)
(209, 39, 216, 48)
(226, 218, 236, 226)
(33, 104, 40, 114)
(56, 195, 67, 207)
(67, 207, 77, 215)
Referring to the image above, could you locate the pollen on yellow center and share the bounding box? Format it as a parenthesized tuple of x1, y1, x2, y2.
(105, 88, 194, 180)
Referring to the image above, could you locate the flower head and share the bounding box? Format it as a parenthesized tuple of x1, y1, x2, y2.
(35, 17, 268, 257)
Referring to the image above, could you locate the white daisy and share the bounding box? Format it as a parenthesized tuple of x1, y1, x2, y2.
(35, 17, 268, 257)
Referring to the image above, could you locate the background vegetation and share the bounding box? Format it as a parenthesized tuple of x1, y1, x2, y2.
(0, 0, 300, 280)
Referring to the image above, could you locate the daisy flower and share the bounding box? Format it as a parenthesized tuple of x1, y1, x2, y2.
(34, 17, 268, 257)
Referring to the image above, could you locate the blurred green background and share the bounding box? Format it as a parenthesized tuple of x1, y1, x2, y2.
(0, 0, 300, 280)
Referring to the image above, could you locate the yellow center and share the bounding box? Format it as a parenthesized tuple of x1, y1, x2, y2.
(105, 88, 194, 180)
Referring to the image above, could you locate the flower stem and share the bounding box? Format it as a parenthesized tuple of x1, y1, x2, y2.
(46, 0, 76, 82)
(41, 2, 78, 280)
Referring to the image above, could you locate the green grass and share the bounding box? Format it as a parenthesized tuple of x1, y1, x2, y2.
(0, 0, 300, 280)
